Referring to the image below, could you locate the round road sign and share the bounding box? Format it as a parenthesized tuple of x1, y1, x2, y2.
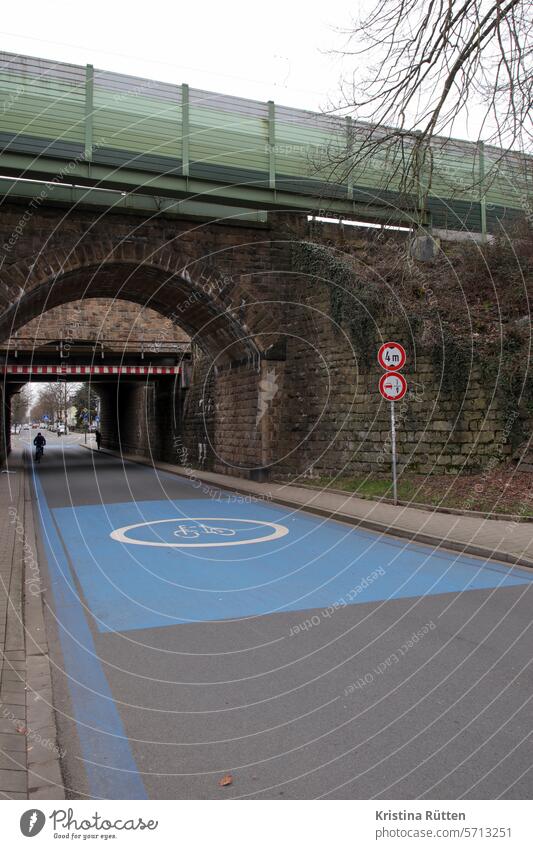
(377, 342, 406, 371)
(379, 371, 407, 401)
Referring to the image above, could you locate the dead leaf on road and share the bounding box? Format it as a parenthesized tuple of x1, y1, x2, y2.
(218, 774, 233, 787)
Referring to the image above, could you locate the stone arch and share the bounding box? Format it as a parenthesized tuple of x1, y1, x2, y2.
(0, 239, 268, 363)
(12, 298, 189, 351)
(0, 223, 290, 476)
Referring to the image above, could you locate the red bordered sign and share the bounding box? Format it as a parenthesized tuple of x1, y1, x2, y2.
(377, 342, 406, 371)
(379, 371, 407, 401)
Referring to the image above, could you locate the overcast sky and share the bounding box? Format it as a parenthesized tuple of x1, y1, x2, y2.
(1, 0, 361, 113)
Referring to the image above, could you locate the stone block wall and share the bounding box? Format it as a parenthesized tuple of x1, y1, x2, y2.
(8, 299, 189, 350)
(176, 345, 289, 477)
(269, 289, 516, 480)
(212, 363, 263, 475)
(278, 360, 512, 479)
(0, 196, 525, 481)
(87, 291, 517, 481)
(171, 273, 518, 482)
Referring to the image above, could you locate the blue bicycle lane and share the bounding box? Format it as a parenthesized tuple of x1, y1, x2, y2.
(30, 445, 533, 799)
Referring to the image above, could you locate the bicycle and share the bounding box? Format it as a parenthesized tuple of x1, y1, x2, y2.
(173, 523, 236, 539)
(35, 445, 44, 463)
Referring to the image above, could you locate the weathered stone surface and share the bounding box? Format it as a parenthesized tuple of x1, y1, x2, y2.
(1, 202, 529, 477)
(13, 301, 189, 351)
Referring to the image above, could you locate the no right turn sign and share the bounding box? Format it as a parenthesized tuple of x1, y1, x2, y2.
(379, 371, 408, 401)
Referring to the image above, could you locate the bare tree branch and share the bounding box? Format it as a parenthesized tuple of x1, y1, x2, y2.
(324, 0, 532, 209)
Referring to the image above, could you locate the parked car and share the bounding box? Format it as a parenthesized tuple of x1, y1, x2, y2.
(22, 423, 30, 431)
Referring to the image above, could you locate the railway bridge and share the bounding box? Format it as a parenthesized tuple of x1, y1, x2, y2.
(0, 51, 531, 478)
(0, 49, 532, 808)
(0, 200, 300, 476)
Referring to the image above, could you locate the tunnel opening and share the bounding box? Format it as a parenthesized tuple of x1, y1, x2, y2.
(0, 254, 279, 478)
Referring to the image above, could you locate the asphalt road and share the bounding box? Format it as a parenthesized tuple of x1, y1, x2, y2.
(25, 436, 533, 800)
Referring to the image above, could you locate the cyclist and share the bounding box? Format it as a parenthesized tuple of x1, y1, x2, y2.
(33, 431, 46, 461)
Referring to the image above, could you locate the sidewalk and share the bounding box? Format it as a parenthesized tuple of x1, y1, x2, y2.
(89, 448, 533, 569)
(0, 447, 65, 800)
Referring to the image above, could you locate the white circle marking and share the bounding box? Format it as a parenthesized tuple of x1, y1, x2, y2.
(110, 517, 289, 548)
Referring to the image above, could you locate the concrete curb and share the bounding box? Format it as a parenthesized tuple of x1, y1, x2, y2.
(289, 481, 533, 524)
(83, 445, 533, 570)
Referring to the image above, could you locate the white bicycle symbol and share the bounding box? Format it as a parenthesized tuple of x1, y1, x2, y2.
(173, 523, 236, 539)
(111, 517, 289, 548)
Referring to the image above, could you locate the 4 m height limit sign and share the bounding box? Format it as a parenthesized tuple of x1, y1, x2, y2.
(377, 342, 408, 506)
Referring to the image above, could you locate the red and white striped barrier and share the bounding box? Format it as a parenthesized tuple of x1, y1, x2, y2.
(1, 365, 180, 376)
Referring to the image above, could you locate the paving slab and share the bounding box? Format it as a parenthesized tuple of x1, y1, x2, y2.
(0, 768, 27, 792)
(1, 671, 25, 683)
(29, 785, 65, 800)
(0, 702, 26, 721)
(0, 447, 64, 800)
(0, 732, 26, 752)
(0, 689, 26, 705)
(0, 751, 25, 770)
(28, 758, 63, 791)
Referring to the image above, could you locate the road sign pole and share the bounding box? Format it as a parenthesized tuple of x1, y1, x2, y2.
(377, 342, 407, 507)
(390, 400, 398, 506)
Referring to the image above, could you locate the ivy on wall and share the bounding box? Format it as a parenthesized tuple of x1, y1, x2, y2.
(292, 237, 533, 452)
(480, 328, 533, 449)
(291, 241, 384, 365)
(430, 324, 472, 396)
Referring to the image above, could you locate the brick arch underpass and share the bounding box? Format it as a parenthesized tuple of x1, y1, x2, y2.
(14, 298, 190, 351)
(1, 205, 518, 482)
(0, 233, 292, 475)
(6, 204, 476, 483)
(0, 260, 261, 363)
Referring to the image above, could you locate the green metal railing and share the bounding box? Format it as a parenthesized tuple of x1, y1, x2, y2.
(0, 50, 531, 235)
